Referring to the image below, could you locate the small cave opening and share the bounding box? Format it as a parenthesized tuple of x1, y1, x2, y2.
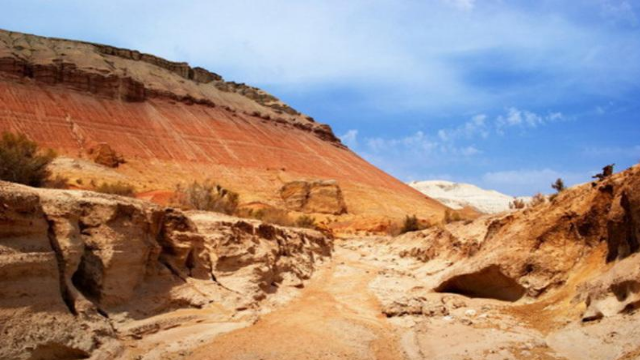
(28, 343, 90, 360)
(435, 265, 526, 302)
(71, 248, 103, 302)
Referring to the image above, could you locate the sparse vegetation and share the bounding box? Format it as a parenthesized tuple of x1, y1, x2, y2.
(593, 164, 615, 181)
(400, 215, 421, 234)
(509, 198, 526, 210)
(400, 215, 420, 234)
(0, 131, 56, 187)
(295, 215, 317, 229)
(44, 175, 69, 189)
(444, 209, 462, 224)
(551, 178, 566, 193)
(96, 181, 136, 197)
(529, 193, 546, 207)
(172, 180, 239, 215)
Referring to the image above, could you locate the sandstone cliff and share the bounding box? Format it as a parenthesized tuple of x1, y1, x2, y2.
(0, 181, 332, 359)
(391, 165, 640, 309)
(356, 164, 640, 359)
(0, 29, 446, 230)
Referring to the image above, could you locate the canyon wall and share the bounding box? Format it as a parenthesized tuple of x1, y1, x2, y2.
(385, 164, 640, 322)
(0, 181, 332, 359)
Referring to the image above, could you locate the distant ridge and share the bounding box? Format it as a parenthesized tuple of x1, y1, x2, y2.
(408, 180, 531, 214)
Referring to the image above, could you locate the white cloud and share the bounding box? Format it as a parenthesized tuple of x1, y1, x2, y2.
(5, 0, 639, 114)
(362, 127, 482, 160)
(600, 0, 639, 27)
(340, 129, 359, 149)
(460, 146, 481, 156)
(438, 114, 489, 141)
(365, 131, 440, 154)
(496, 107, 564, 134)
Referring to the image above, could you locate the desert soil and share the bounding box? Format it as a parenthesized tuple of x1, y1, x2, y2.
(148, 239, 566, 360)
(190, 240, 405, 360)
(136, 237, 640, 360)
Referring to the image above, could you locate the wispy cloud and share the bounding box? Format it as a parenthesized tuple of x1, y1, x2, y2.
(496, 107, 564, 134)
(365, 131, 441, 155)
(438, 114, 489, 142)
(347, 107, 565, 160)
(3, 0, 639, 114)
(599, 0, 639, 27)
(443, 0, 476, 11)
(481, 168, 591, 196)
(339, 129, 359, 149)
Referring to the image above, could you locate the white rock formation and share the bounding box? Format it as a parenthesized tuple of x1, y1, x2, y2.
(408, 180, 530, 214)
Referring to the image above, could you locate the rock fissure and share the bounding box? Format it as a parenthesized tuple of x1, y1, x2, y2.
(45, 217, 78, 316)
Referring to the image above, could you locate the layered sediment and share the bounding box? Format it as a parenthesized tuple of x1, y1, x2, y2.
(0, 29, 446, 230)
(0, 181, 332, 359)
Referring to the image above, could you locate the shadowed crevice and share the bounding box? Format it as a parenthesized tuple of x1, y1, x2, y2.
(435, 265, 526, 302)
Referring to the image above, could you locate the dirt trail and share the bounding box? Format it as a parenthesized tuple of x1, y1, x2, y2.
(191, 244, 405, 360)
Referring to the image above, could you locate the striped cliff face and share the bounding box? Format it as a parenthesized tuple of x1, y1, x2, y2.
(0, 29, 447, 231)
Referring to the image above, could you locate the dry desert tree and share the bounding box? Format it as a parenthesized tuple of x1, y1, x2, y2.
(0, 131, 56, 187)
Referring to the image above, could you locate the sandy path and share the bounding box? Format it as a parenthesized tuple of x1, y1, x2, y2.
(190, 244, 406, 360)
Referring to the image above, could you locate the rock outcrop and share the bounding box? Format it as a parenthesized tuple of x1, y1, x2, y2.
(332, 165, 640, 360)
(392, 164, 640, 311)
(280, 180, 347, 215)
(88, 143, 125, 168)
(0, 29, 447, 229)
(579, 252, 640, 321)
(0, 181, 331, 359)
(408, 180, 531, 214)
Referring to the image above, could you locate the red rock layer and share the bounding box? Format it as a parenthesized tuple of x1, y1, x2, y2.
(0, 76, 445, 220)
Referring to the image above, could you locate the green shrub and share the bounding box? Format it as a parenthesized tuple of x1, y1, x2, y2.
(295, 215, 317, 229)
(551, 178, 566, 193)
(509, 198, 526, 210)
(400, 215, 421, 234)
(0, 132, 56, 187)
(529, 193, 546, 207)
(592, 164, 615, 181)
(173, 180, 239, 215)
(96, 181, 136, 197)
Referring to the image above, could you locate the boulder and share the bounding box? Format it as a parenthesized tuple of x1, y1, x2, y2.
(280, 180, 347, 215)
(88, 143, 125, 168)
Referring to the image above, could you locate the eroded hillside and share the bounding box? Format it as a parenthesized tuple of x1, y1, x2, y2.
(0, 29, 446, 232)
(0, 181, 332, 359)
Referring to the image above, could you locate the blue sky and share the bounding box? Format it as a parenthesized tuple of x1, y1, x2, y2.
(2, 0, 640, 196)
